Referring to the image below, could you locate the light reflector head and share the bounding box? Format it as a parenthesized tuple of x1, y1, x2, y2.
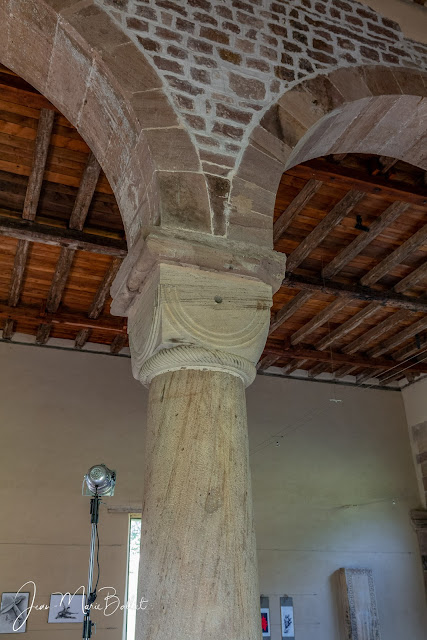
(83, 464, 116, 497)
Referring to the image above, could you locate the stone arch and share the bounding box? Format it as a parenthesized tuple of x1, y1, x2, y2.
(0, 0, 210, 245)
(230, 65, 427, 248)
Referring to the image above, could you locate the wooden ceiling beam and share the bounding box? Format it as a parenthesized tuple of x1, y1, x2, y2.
(69, 152, 101, 231)
(361, 222, 427, 287)
(283, 274, 427, 313)
(2, 318, 14, 340)
(75, 328, 91, 350)
(264, 343, 427, 373)
(289, 158, 427, 206)
(308, 362, 331, 378)
(316, 302, 382, 351)
(321, 201, 409, 280)
(0, 301, 126, 334)
(8, 239, 30, 307)
(284, 358, 309, 374)
(394, 261, 427, 293)
(46, 247, 75, 313)
(368, 316, 427, 358)
(88, 257, 122, 320)
(290, 296, 350, 345)
(110, 333, 127, 354)
(22, 108, 55, 221)
(269, 290, 313, 336)
(286, 190, 365, 274)
(257, 353, 280, 371)
(393, 334, 427, 362)
(35, 322, 52, 345)
(334, 364, 359, 377)
(343, 309, 413, 354)
(273, 179, 322, 244)
(0, 214, 127, 257)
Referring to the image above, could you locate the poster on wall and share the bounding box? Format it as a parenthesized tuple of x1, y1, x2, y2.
(260, 595, 271, 639)
(280, 596, 295, 639)
(48, 594, 84, 623)
(0, 592, 30, 633)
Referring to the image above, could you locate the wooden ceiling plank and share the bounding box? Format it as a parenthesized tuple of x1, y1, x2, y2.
(75, 328, 91, 350)
(257, 353, 280, 371)
(110, 333, 127, 354)
(394, 261, 427, 293)
(289, 159, 427, 206)
(22, 108, 55, 221)
(356, 369, 379, 384)
(285, 358, 309, 374)
(368, 316, 427, 358)
(308, 362, 331, 377)
(0, 301, 126, 333)
(316, 302, 383, 351)
(88, 257, 122, 320)
(321, 201, 410, 280)
(286, 190, 365, 274)
(2, 318, 15, 340)
(283, 274, 427, 313)
(69, 152, 101, 231)
(273, 178, 323, 244)
(334, 364, 359, 377)
(360, 222, 427, 287)
(269, 290, 313, 335)
(35, 322, 52, 345)
(0, 214, 127, 257)
(46, 247, 76, 313)
(291, 296, 350, 345)
(343, 309, 413, 355)
(264, 344, 427, 373)
(8, 238, 30, 306)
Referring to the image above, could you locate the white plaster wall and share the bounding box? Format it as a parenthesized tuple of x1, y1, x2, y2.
(0, 342, 425, 639)
(402, 376, 427, 507)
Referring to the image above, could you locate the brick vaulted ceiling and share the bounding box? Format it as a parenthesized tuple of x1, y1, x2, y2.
(0, 65, 426, 387)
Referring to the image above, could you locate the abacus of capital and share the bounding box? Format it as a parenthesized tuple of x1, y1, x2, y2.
(111, 229, 286, 640)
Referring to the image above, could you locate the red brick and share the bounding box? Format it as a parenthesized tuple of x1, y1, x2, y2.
(271, 2, 287, 14)
(269, 23, 288, 37)
(136, 5, 157, 19)
(153, 56, 184, 73)
(213, 121, 244, 140)
(166, 75, 205, 95)
(167, 45, 188, 59)
(232, 0, 254, 13)
(274, 66, 295, 82)
(245, 28, 258, 39)
(216, 6, 233, 19)
(137, 37, 161, 52)
(174, 94, 194, 110)
(222, 21, 241, 34)
(193, 11, 217, 24)
(190, 67, 211, 83)
(155, 26, 182, 41)
(313, 38, 333, 53)
(200, 26, 229, 44)
(360, 45, 380, 61)
(219, 49, 242, 65)
(236, 38, 255, 53)
(188, 37, 214, 54)
(194, 55, 218, 68)
(216, 103, 252, 124)
(126, 17, 149, 31)
(247, 58, 270, 72)
(184, 114, 206, 129)
(176, 17, 195, 33)
(229, 72, 266, 100)
(236, 11, 263, 27)
(156, 0, 187, 15)
(188, 0, 212, 10)
(260, 45, 277, 60)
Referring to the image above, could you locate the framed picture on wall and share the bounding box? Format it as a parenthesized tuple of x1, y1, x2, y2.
(48, 594, 85, 623)
(0, 592, 30, 633)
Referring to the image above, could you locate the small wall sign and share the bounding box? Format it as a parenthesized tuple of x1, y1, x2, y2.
(260, 596, 271, 639)
(280, 596, 295, 639)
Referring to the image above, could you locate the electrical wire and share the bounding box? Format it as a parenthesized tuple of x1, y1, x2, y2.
(94, 525, 100, 592)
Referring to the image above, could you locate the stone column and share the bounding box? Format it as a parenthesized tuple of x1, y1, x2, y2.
(111, 230, 286, 640)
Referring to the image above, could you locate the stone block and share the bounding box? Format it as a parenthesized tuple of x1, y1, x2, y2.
(157, 171, 212, 233)
(130, 89, 179, 129)
(102, 41, 162, 95)
(66, 2, 129, 53)
(249, 125, 291, 165)
(391, 68, 427, 97)
(47, 25, 93, 121)
(278, 88, 327, 129)
(145, 128, 200, 172)
(360, 66, 402, 96)
(237, 144, 284, 193)
(329, 66, 372, 102)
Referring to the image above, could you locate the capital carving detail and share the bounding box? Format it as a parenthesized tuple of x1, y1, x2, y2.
(126, 263, 272, 387)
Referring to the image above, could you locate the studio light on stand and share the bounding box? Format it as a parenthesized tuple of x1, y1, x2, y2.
(82, 464, 116, 639)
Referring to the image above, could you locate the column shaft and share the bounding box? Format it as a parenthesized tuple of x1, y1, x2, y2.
(136, 368, 261, 640)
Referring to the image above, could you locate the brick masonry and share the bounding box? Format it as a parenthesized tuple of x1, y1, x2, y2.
(99, 0, 427, 178)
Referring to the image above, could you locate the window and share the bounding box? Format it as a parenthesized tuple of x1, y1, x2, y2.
(125, 516, 141, 640)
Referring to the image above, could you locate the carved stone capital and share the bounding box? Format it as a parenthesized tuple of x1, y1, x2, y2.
(123, 262, 272, 386)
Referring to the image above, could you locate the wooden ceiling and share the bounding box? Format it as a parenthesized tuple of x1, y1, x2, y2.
(0, 64, 128, 354)
(0, 64, 426, 386)
(260, 154, 427, 387)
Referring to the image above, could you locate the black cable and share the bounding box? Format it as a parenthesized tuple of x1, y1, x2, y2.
(94, 524, 100, 592)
